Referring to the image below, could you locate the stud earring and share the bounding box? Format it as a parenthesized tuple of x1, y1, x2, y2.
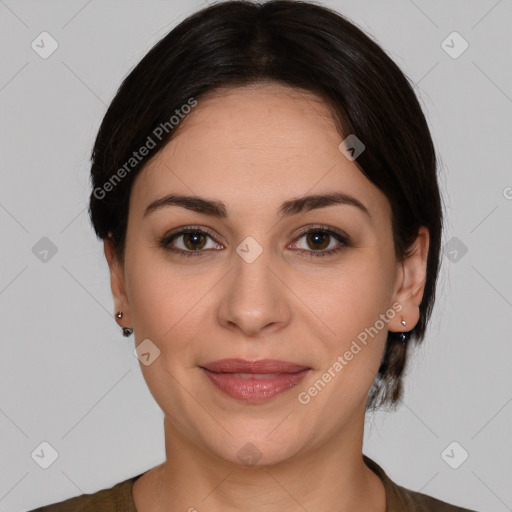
(398, 318, 407, 343)
(116, 311, 133, 337)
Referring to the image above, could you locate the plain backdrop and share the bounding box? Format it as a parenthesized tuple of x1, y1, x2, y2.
(0, 1, 511, 511)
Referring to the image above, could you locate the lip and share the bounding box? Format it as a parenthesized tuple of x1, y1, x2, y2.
(200, 359, 311, 402)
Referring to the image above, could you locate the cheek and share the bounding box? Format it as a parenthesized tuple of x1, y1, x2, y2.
(298, 265, 392, 419)
(306, 252, 394, 334)
(125, 248, 215, 373)
(306, 250, 395, 384)
(124, 254, 206, 421)
(125, 245, 191, 329)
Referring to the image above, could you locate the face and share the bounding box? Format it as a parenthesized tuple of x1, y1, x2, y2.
(105, 82, 428, 466)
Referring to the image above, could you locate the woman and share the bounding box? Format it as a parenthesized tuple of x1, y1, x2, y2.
(32, 0, 477, 510)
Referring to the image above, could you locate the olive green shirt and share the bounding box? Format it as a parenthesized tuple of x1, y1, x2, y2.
(30, 455, 477, 511)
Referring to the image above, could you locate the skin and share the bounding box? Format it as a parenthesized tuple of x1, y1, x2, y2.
(104, 82, 429, 512)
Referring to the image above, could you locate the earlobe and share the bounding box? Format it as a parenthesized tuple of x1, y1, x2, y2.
(389, 227, 430, 333)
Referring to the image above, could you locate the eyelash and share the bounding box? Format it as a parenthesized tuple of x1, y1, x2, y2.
(159, 225, 350, 259)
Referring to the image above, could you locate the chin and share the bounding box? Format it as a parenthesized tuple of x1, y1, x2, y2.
(228, 441, 301, 468)
(200, 424, 307, 468)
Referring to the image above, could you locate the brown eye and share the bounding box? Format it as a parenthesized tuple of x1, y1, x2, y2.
(160, 227, 223, 257)
(290, 226, 350, 258)
(182, 232, 207, 250)
(305, 231, 330, 250)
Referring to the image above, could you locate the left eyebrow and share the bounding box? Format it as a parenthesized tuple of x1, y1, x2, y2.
(278, 192, 371, 219)
(143, 192, 371, 219)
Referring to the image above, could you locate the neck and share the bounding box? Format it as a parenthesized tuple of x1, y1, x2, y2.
(135, 410, 386, 512)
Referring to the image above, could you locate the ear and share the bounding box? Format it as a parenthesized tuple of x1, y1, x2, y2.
(388, 226, 430, 333)
(104, 235, 131, 327)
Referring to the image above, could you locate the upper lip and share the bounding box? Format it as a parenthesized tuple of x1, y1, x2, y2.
(200, 359, 310, 374)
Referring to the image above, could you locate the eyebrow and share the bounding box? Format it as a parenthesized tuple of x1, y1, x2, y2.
(143, 192, 371, 219)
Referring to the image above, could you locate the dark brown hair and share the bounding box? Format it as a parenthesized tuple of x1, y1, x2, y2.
(88, 0, 443, 409)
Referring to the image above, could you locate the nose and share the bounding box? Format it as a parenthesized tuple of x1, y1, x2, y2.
(217, 246, 291, 337)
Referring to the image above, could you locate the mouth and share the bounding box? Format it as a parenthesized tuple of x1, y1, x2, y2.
(199, 359, 311, 403)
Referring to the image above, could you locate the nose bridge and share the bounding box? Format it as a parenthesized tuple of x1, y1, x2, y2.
(219, 237, 289, 335)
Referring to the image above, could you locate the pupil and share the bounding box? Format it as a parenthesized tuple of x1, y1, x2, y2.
(308, 232, 328, 250)
(185, 232, 205, 250)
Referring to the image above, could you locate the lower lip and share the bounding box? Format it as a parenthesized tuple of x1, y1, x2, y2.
(201, 368, 310, 402)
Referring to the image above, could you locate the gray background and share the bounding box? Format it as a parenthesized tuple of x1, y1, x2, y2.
(1, 0, 511, 510)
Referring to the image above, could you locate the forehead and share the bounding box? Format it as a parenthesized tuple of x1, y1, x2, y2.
(130, 83, 391, 223)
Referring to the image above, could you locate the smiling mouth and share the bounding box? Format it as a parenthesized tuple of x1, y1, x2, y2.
(200, 359, 311, 402)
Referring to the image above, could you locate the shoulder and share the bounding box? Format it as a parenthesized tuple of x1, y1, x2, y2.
(395, 483, 478, 512)
(363, 455, 478, 512)
(28, 473, 143, 512)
